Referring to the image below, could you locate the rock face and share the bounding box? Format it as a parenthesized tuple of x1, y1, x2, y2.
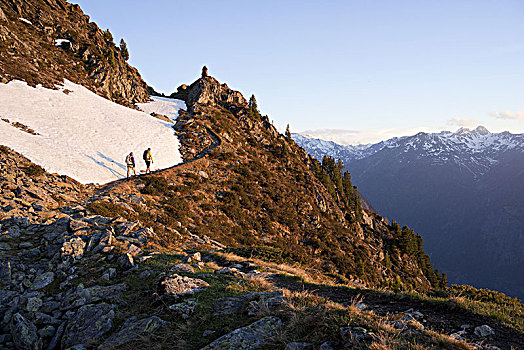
(0, 0, 149, 106)
(180, 75, 247, 113)
(201, 316, 282, 350)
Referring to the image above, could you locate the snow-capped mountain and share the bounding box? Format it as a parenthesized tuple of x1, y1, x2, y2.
(294, 126, 524, 299)
(294, 126, 524, 179)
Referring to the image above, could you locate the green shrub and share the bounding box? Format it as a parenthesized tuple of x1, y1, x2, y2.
(22, 164, 46, 177)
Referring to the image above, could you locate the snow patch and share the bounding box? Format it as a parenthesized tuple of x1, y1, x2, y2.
(0, 80, 184, 184)
(54, 39, 71, 46)
(19, 17, 32, 25)
(136, 96, 185, 121)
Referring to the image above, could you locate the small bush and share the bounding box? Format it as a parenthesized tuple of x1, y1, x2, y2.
(22, 164, 46, 177)
(0, 145, 10, 154)
(140, 176, 170, 196)
(86, 200, 127, 218)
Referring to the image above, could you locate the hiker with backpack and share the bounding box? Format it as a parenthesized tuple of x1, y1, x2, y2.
(143, 148, 153, 174)
(126, 152, 136, 178)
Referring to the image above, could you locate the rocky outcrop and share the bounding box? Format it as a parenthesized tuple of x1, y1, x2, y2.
(99, 316, 169, 349)
(173, 72, 247, 113)
(0, 0, 149, 106)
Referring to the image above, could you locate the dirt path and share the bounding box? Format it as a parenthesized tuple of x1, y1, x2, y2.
(271, 275, 524, 350)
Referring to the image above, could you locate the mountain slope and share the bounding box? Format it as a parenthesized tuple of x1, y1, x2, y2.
(0, 0, 149, 106)
(294, 127, 524, 299)
(0, 79, 184, 184)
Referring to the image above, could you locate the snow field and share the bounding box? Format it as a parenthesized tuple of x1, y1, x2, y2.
(0, 80, 186, 184)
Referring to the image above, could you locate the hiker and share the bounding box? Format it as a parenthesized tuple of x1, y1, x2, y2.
(143, 148, 153, 174)
(126, 152, 136, 178)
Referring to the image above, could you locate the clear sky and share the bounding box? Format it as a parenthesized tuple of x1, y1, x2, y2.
(73, 0, 524, 144)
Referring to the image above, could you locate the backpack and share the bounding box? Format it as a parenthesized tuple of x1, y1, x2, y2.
(143, 150, 148, 161)
(126, 154, 133, 165)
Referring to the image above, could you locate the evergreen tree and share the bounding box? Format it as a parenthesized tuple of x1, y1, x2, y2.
(248, 94, 261, 119)
(104, 29, 113, 42)
(119, 38, 129, 61)
(285, 124, 291, 140)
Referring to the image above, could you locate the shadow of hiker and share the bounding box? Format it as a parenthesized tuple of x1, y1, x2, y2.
(86, 153, 124, 178)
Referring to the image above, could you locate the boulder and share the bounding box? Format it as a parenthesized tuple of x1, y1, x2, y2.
(118, 253, 134, 269)
(201, 316, 282, 350)
(10, 313, 42, 350)
(61, 237, 85, 258)
(158, 274, 209, 297)
(31, 271, 55, 290)
(0, 7, 6, 21)
(61, 303, 115, 348)
(168, 298, 197, 319)
(474, 325, 495, 337)
(182, 252, 201, 263)
(62, 283, 126, 309)
(98, 316, 169, 349)
(171, 263, 195, 274)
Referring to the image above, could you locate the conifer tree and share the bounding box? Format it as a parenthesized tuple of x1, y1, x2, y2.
(119, 38, 129, 61)
(285, 124, 291, 140)
(104, 29, 113, 42)
(248, 94, 260, 119)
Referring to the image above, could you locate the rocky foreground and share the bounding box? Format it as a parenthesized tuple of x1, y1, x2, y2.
(1, 146, 523, 349)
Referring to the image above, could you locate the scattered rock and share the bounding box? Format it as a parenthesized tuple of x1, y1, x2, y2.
(61, 236, 86, 258)
(118, 253, 134, 269)
(340, 326, 376, 345)
(168, 298, 197, 319)
(26, 296, 43, 312)
(171, 263, 195, 274)
(61, 303, 115, 348)
(474, 325, 495, 337)
(182, 252, 201, 263)
(214, 291, 285, 315)
(201, 316, 282, 350)
(285, 342, 313, 350)
(31, 271, 55, 290)
(319, 341, 335, 350)
(10, 313, 41, 350)
(158, 274, 209, 297)
(98, 316, 169, 349)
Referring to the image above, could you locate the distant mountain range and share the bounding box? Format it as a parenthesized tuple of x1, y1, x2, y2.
(294, 126, 524, 299)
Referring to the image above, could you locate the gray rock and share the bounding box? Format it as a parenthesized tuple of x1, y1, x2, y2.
(158, 274, 209, 297)
(340, 326, 376, 344)
(474, 325, 495, 337)
(10, 313, 42, 350)
(61, 303, 114, 348)
(32, 272, 55, 290)
(0, 261, 11, 283)
(62, 283, 126, 309)
(319, 341, 334, 350)
(26, 296, 43, 312)
(171, 263, 195, 274)
(118, 253, 134, 269)
(168, 298, 197, 319)
(182, 252, 201, 263)
(47, 321, 66, 350)
(61, 237, 85, 258)
(37, 325, 55, 338)
(93, 229, 114, 253)
(98, 316, 168, 349)
(203, 330, 216, 337)
(214, 291, 285, 315)
(285, 342, 313, 350)
(200, 316, 282, 350)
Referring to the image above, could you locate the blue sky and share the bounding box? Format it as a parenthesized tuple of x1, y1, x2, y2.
(73, 0, 524, 144)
